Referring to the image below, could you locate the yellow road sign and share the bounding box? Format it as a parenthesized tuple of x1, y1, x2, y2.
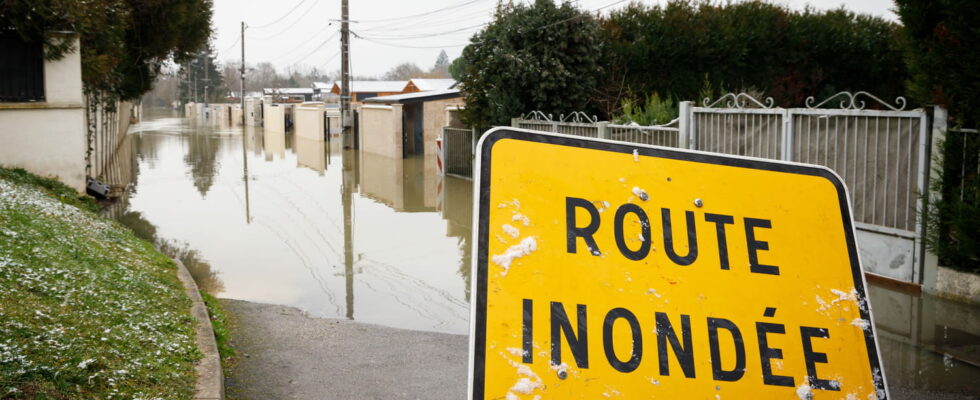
(468, 128, 887, 399)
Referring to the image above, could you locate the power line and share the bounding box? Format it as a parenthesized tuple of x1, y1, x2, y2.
(287, 35, 337, 67)
(350, 0, 629, 50)
(248, 0, 322, 40)
(271, 29, 339, 61)
(249, 0, 311, 29)
(352, 33, 470, 49)
(356, 3, 494, 34)
(221, 35, 241, 53)
(355, 23, 486, 40)
(355, 0, 487, 24)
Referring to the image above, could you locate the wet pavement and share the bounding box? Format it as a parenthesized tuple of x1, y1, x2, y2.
(102, 109, 979, 398)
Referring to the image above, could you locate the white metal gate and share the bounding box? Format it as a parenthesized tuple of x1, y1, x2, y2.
(691, 92, 930, 284)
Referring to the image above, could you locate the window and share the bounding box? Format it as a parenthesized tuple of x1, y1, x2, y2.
(0, 32, 45, 102)
(356, 92, 378, 102)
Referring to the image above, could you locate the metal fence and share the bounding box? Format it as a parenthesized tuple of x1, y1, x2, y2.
(512, 111, 682, 146)
(946, 128, 979, 203)
(442, 127, 475, 177)
(692, 92, 928, 235)
(689, 92, 931, 284)
(502, 92, 937, 285)
(608, 120, 682, 147)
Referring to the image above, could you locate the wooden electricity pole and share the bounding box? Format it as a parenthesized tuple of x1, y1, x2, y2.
(340, 0, 351, 147)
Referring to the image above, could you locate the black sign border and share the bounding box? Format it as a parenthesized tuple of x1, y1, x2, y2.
(470, 128, 886, 399)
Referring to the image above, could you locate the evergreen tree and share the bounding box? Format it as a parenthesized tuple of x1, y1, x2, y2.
(178, 50, 226, 104)
(458, 0, 603, 130)
(431, 50, 451, 78)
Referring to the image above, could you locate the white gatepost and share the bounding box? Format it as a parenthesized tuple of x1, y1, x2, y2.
(921, 105, 947, 293)
(678, 101, 693, 149)
(781, 109, 794, 161)
(597, 121, 609, 140)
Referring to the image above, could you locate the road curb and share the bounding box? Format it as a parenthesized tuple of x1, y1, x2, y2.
(173, 257, 225, 400)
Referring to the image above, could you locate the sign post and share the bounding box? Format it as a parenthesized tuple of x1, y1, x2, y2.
(468, 128, 888, 399)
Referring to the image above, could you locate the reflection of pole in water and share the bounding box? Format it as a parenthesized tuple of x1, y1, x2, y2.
(342, 128, 355, 319)
(242, 120, 252, 224)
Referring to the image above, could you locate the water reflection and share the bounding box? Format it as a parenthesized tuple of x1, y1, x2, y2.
(108, 109, 473, 333)
(105, 109, 977, 395)
(869, 284, 980, 397)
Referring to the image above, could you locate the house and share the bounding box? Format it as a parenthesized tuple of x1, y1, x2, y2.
(263, 88, 314, 102)
(402, 79, 457, 93)
(359, 89, 463, 158)
(312, 82, 339, 102)
(0, 33, 88, 191)
(329, 81, 407, 104)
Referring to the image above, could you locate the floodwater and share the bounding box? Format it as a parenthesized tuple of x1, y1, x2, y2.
(103, 109, 978, 397)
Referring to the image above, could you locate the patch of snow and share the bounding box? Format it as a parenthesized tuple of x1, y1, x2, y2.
(851, 318, 870, 330)
(502, 224, 520, 239)
(512, 212, 531, 226)
(510, 377, 542, 394)
(492, 237, 538, 275)
(796, 383, 813, 400)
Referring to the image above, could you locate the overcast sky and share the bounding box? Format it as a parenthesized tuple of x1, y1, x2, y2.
(211, 0, 898, 79)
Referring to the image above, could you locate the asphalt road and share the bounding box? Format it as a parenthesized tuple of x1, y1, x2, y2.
(222, 299, 469, 400)
(222, 299, 978, 400)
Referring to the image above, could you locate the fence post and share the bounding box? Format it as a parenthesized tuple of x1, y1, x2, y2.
(551, 121, 559, 133)
(511, 117, 519, 128)
(597, 121, 609, 140)
(679, 101, 693, 149)
(781, 109, 794, 161)
(471, 127, 478, 153)
(921, 106, 947, 293)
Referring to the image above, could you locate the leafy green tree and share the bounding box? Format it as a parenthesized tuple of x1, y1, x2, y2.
(897, 0, 980, 272)
(458, 0, 603, 130)
(895, 0, 980, 126)
(596, 1, 906, 116)
(448, 57, 467, 81)
(1, 0, 213, 100)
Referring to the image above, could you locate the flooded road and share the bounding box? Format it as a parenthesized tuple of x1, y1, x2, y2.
(106, 110, 472, 334)
(105, 109, 978, 397)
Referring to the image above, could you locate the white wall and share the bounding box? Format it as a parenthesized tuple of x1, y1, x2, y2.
(294, 106, 324, 141)
(359, 104, 402, 158)
(264, 103, 286, 135)
(0, 36, 86, 191)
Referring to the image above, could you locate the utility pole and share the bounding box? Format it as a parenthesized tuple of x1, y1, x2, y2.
(240, 22, 247, 128)
(238, 21, 252, 224)
(240, 21, 251, 223)
(204, 53, 209, 106)
(340, 0, 351, 147)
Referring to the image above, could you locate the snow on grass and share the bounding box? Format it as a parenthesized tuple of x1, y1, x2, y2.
(0, 170, 198, 399)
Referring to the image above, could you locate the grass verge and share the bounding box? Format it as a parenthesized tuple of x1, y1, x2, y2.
(200, 292, 234, 361)
(0, 167, 200, 399)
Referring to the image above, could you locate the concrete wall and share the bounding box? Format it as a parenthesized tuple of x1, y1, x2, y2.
(422, 99, 464, 156)
(294, 106, 324, 141)
(264, 103, 286, 135)
(359, 105, 402, 158)
(0, 36, 86, 191)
